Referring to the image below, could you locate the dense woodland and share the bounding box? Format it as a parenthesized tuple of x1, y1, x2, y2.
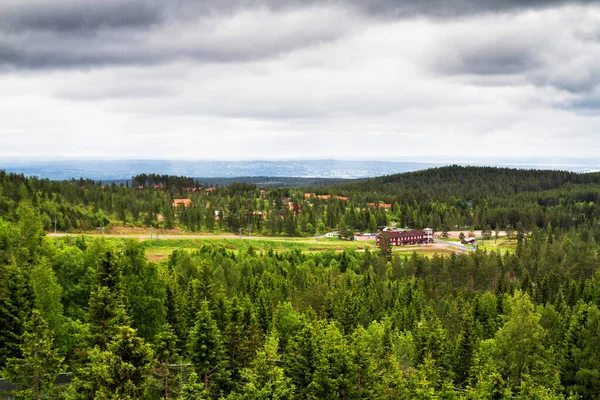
(2, 166, 600, 237)
(1, 167, 600, 398)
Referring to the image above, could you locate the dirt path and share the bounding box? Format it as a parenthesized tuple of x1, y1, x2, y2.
(444, 230, 506, 239)
(48, 232, 288, 240)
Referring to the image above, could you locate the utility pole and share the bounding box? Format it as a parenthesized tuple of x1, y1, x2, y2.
(238, 227, 243, 239)
(54, 213, 57, 235)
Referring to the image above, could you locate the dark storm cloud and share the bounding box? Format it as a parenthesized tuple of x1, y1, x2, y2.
(0, 0, 358, 70)
(0, 0, 594, 71)
(349, 0, 595, 18)
(0, 1, 162, 33)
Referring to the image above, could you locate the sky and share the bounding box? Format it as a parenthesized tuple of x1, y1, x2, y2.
(1, 0, 600, 161)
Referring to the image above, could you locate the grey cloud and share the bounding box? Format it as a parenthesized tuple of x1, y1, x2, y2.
(0, 0, 358, 70)
(428, 7, 600, 110)
(356, 0, 596, 18)
(569, 92, 600, 114)
(439, 40, 541, 76)
(0, 0, 595, 71)
(0, 1, 163, 33)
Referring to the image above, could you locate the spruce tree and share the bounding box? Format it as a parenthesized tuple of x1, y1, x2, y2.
(87, 249, 130, 349)
(467, 339, 511, 400)
(188, 300, 226, 392)
(284, 318, 322, 398)
(233, 333, 295, 399)
(4, 309, 64, 400)
(0, 263, 33, 368)
(30, 259, 67, 354)
(454, 308, 477, 388)
(73, 325, 155, 399)
(350, 325, 384, 398)
(494, 291, 560, 393)
(154, 323, 181, 399)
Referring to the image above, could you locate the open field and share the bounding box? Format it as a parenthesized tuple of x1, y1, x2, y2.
(476, 237, 517, 254)
(49, 231, 468, 262)
(143, 239, 459, 262)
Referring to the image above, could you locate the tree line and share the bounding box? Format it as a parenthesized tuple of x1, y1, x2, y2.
(2, 166, 600, 237)
(1, 200, 600, 398)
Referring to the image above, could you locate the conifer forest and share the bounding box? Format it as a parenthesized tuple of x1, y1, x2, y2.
(1, 166, 600, 399)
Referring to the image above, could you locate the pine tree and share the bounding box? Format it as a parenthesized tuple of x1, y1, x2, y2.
(454, 308, 477, 388)
(561, 303, 600, 398)
(494, 291, 560, 393)
(234, 333, 295, 399)
(4, 309, 64, 400)
(309, 322, 353, 399)
(30, 259, 67, 353)
(87, 249, 130, 349)
(188, 300, 226, 393)
(285, 318, 322, 398)
(73, 325, 155, 399)
(414, 316, 454, 387)
(0, 263, 33, 368)
(350, 325, 384, 398)
(15, 202, 46, 265)
(122, 240, 166, 341)
(466, 339, 511, 400)
(154, 323, 181, 399)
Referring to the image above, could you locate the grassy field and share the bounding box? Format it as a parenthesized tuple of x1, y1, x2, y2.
(476, 237, 517, 254)
(50, 234, 462, 262)
(143, 238, 457, 262)
(142, 237, 375, 261)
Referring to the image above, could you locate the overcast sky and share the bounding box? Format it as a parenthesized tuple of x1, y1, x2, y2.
(1, 0, 599, 161)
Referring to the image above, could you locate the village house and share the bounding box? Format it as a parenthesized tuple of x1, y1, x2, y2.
(376, 228, 433, 246)
(288, 202, 302, 213)
(304, 193, 348, 201)
(172, 199, 192, 207)
(273, 210, 286, 219)
(369, 202, 392, 211)
(461, 237, 477, 245)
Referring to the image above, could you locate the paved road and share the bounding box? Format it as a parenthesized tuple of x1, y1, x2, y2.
(443, 241, 474, 252)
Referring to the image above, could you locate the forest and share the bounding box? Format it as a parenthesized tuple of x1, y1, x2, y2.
(2, 166, 600, 237)
(1, 166, 600, 399)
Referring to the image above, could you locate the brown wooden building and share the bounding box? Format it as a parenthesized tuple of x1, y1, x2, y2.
(376, 228, 433, 246)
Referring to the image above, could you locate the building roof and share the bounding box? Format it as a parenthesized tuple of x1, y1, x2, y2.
(378, 229, 427, 238)
(172, 199, 192, 207)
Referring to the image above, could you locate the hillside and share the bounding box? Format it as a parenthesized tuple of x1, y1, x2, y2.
(327, 165, 600, 200)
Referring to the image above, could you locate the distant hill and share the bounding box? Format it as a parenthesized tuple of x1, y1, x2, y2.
(114, 176, 349, 188)
(1, 159, 443, 181)
(328, 165, 600, 200)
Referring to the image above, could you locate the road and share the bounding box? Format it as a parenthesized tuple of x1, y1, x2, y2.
(47, 232, 331, 241)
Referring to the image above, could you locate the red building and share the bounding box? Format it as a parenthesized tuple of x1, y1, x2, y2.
(172, 199, 192, 207)
(376, 228, 433, 246)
